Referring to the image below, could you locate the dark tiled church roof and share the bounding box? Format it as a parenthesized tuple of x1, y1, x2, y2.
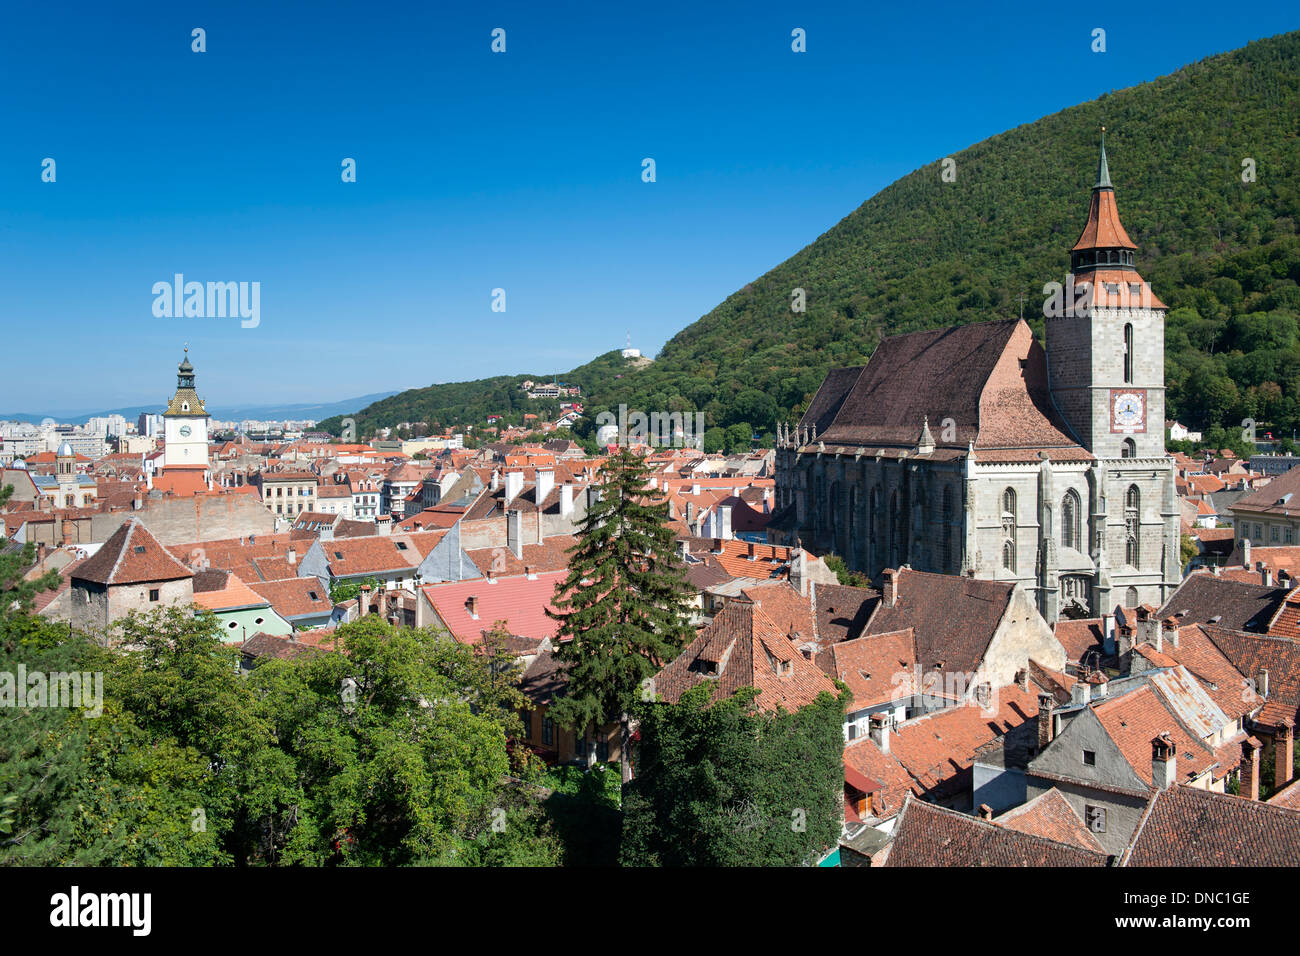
(798, 319, 1087, 461)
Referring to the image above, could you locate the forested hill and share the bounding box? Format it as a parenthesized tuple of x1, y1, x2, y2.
(326, 30, 1300, 448)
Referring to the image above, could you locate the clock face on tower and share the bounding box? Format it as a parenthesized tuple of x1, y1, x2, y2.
(179, 425, 192, 437)
(1110, 389, 1146, 434)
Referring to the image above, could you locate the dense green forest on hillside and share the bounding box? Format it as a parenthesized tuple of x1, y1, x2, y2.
(325, 31, 1300, 446)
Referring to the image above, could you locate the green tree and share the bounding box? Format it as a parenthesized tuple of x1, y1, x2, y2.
(621, 683, 849, 866)
(1180, 533, 1200, 570)
(546, 449, 695, 784)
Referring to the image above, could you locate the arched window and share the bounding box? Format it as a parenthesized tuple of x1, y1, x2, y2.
(1125, 485, 1140, 567)
(1123, 323, 1134, 384)
(1121, 437, 1136, 458)
(1126, 586, 1139, 608)
(889, 491, 901, 565)
(941, 486, 954, 571)
(1061, 490, 1081, 551)
(1001, 488, 1016, 573)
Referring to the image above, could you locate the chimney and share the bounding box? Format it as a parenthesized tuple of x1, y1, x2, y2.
(869, 713, 890, 753)
(882, 568, 899, 608)
(321, 525, 334, 541)
(718, 503, 733, 540)
(1037, 693, 1055, 749)
(1071, 681, 1091, 707)
(1015, 668, 1029, 693)
(359, 584, 371, 617)
(287, 547, 297, 566)
(676, 539, 689, 561)
(559, 482, 574, 518)
(376, 515, 392, 535)
(1259, 562, 1273, 587)
(1151, 733, 1177, 790)
(977, 804, 994, 822)
(535, 469, 554, 505)
(525, 565, 537, 580)
(504, 470, 524, 504)
(507, 509, 523, 560)
(1242, 539, 1251, 569)
(1137, 607, 1160, 652)
(1257, 667, 1270, 699)
(1240, 737, 1260, 800)
(36, 542, 48, 565)
(466, 595, 479, 619)
(1276, 721, 1295, 790)
(1162, 617, 1179, 649)
(712, 537, 725, 554)
(790, 548, 809, 596)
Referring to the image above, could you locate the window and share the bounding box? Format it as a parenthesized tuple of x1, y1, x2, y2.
(1271, 525, 1280, 543)
(228, 620, 239, 630)
(596, 738, 609, 762)
(1123, 323, 1134, 383)
(1125, 485, 1140, 567)
(1085, 805, 1107, 833)
(519, 709, 532, 740)
(1083, 750, 1096, 766)
(1001, 488, 1016, 572)
(542, 716, 554, 746)
(148, 588, 160, 602)
(1061, 490, 1081, 551)
(1126, 586, 1140, 608)
(1287, 528, 1295, 545)
(253, 617, 265, 626)
(1121, 438, 1136, 458)
(941, 486, 954, 570)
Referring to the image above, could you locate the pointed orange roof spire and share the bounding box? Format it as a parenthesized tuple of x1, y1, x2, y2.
(1072, 129, 1137, 257)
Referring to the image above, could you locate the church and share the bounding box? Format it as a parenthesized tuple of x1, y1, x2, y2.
(769, 140, 1181, 623)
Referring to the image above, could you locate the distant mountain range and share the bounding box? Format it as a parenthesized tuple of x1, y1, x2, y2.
(0, 392, 401, 427)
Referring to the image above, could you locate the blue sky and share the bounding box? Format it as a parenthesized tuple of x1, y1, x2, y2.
(2, 0, 1297, 412)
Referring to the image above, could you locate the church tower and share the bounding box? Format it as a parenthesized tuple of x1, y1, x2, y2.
(1046, 133, 1180, 611)
(1046, 132, 1168, 459)
(162, 348, 210, 469)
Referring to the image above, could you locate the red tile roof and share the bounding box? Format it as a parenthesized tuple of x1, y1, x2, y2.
(993, 787, 1106, 853)
(248, 577, 332, 620)
(884, 795, 1108, 867)
(1123, 785, 1300, 866)
(421, 571, 566, 644)
(653, 598, 840, 712)
(72, 518, 193, 586)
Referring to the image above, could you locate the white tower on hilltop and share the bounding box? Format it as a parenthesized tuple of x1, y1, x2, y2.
(162, 348, 210, 469)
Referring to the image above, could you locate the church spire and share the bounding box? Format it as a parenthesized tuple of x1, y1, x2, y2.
(1071, 128, 1136, 274)
(1096, 127, 1112, 189)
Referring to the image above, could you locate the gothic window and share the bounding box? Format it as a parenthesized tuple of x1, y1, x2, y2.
(1126, 586, 1139, 608)
(941, 486, 954, 571)
(1123, 324, 1134, 383)
(1121, 438, 1136, 458)
(890, 491, 901, 565)
(1001, 489, 1017, 573)
(1061, 490, 1081, 551)
(1125, 485, 1140, 567)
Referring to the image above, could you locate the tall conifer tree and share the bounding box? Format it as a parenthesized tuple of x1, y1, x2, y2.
(546, 449, 694, 783)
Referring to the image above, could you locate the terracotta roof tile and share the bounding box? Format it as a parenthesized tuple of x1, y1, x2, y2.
(1124, 785, 1300, 866)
